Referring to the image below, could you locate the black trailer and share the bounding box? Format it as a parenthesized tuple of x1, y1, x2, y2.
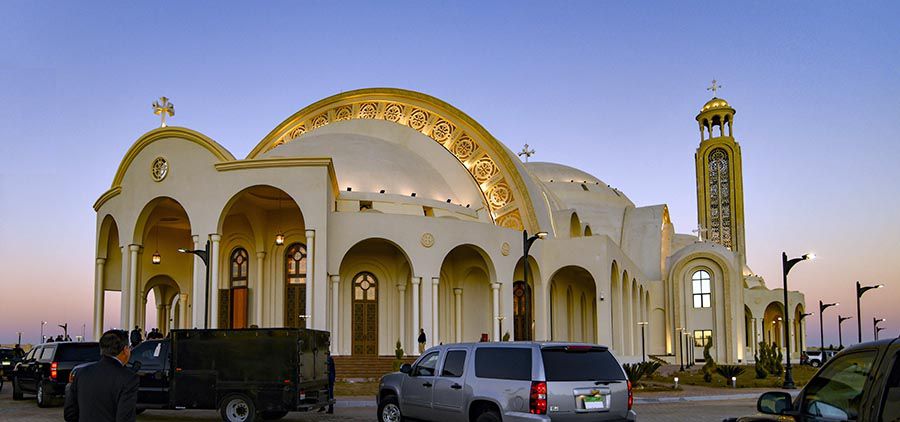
(128, 328, 332, 422)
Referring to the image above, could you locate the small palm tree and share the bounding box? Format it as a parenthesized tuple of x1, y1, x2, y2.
(715, 365, 746, 380)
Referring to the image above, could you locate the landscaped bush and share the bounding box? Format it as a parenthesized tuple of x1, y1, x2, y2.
(623, 361, 663, 387)
(754, 350, 768, 379)
(392, 339, 405, 371)
(715, 364, 746, 380)
(701, 340, 717, 383)
(641, 361, 662, 378)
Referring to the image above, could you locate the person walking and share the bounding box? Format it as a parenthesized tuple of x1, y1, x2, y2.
(64, 329, 139, 422)
(417, 328, 427, 354)
(129, 326, 143, 347)
(318, 351, 336, 414)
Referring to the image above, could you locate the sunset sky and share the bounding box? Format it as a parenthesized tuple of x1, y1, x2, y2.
(1, 2, 898, 347)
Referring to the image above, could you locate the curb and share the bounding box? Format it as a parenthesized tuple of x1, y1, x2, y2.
(335, 392, 784, 408)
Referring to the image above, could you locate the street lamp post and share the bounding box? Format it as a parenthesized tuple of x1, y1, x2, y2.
(819, 301, 837, 350)
(178, 240, 211, 328)
(17, 331, 22, 345)
(687, 332, 694, 367)
(496, 316, 505, 341)
(781, 252, 815, 389)
(856, 281, 884, 343)
(799, 312, 812, 354)
(40, 321, 47, 343)
(874, 318, 886, 341)
(637, 321, 649, 362)
(521, 230, 547, 341)
(838, 315, 852, 349)
(677, 328, 685, 371)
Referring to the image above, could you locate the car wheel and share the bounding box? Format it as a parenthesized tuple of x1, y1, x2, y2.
(36, 381, 50, 408)
(219, 393, 257, 422)
(475, 410, 502, 422)
(378, 395, 403, 422)
(12, 377, 24, 400)
(811, 360, 821, 368)
(259, 411, 288, 420)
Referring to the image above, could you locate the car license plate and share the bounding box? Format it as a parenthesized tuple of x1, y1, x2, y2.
(574, 389, 609, 411)
(1, 361, 9, 366)
(583, 394, 606, 409)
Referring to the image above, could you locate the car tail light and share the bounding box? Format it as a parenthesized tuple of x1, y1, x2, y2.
(627, 380, 633, 410)
(299, 389, 306, 400)
(529, 381, 547, 415)
(50, 362, 58, 381)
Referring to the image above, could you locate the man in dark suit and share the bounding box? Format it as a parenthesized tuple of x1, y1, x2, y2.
(64, 329, 139, 422)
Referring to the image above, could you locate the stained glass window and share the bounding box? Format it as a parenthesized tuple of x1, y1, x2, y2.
(708, 148, 732, 249)
(692, 270, 711, 308)
(354, 272, 377, 301)
(230, 248, 248, 287)
(286, 243, 307, 285)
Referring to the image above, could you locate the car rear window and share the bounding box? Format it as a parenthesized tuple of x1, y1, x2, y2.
(475, 347, 531, 380)
(56, 344, 101, 362)
(541, 347, 625, 381)
(0, 350, 13, 359)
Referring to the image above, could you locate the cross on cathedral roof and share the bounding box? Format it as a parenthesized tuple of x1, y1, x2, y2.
(518, 143, 535, 162)
(707, 79, 722, 97)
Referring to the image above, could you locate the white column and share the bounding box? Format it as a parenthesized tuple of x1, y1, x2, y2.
(398, 283, 407, 354)
(209, 234, 221, 328)
(305, 229, 315, 328)
(255, 251, 266, 327)
(191, 235, 204, 328)
(411, 277, 421, 355)
(120, 246, 130, 329)
(93, 258, 106, 340)
(491, 282, 501, 341)
(454, 288, 463, 343)
(431, 277, 440, 347)
(128, 244, 140, 330)
(330, 275, 340, 354)
(179, 293, 189, 329)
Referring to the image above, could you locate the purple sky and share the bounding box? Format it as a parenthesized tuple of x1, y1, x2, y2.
(1, 2, 898, 346)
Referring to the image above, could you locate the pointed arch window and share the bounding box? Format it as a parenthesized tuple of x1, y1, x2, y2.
(692, 270, 711, 308)
(230, 248, 249, 287)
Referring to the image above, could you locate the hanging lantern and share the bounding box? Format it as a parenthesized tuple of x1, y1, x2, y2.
(152, 251, 162, 264)
(275, 233, 285, 245)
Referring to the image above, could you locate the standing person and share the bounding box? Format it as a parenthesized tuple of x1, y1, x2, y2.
(129, 326, 143, 347)
(64, 329, 139, 422)
(417, 328, 427, 353)
(319, 351, 336, 414)
(13, 344, 25, 359)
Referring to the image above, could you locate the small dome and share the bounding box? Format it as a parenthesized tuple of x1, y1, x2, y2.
(701, 97, 731, 112)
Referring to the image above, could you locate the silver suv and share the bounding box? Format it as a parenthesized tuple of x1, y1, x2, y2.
(377, 342, 636, 421)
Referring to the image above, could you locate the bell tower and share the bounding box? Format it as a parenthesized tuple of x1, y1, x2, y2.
(694, 86, 746, 263)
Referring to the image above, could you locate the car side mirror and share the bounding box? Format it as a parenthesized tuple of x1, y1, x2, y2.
(757, 391, 793, 415)
(130, 361, 143, 372)
(400, 364, 412, 374)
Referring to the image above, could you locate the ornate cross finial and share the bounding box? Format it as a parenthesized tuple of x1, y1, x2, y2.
(692, 224, 708, 241)
(152, 96, 175, 127)
(518, 143, 535, 163)
(707, 79, 722, 97)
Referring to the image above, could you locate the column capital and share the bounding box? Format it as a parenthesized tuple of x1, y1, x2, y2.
(210, 234, 222, 242)
(129, 244, 141, 252)
(96, 257, 107, 265)
(256, 251, 267, 259)
(192, 234, 199, 242)
(453, 288, 463, 295)
(411, 276, 421, 286)
(330, 274, 341, 284)
(397, 283, 407, 292)
(491, 282, 501, 290)
(432, 277, 440, 285)
(305, 229, 316, 238)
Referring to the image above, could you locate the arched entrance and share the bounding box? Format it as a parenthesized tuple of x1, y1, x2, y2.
(513, 256, 540, 341)
(610, 262, 622, 353)
(339, 238, 412, 356)
(439, 245, 496, 343)
(763, 302, 785, 348)
(141, 275, 180, 336)
(548, 266, 597, 342)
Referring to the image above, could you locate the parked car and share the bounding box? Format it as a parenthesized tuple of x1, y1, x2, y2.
(728, 338, 900, 421)
(378, 342, 635, 422)
(123, 328, 332, 422)
(1, 348, 24, 379)
(804, 349, 837, 368)
(11, 342, 100, 407)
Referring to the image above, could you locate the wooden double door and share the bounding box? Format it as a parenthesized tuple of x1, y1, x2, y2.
(351, 272, 378, 355)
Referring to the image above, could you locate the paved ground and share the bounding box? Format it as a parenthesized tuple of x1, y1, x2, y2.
(0, 383, 758, 421)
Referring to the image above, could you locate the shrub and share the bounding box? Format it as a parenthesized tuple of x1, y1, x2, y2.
(754, 350, 768, 379)
(716, 364, 746, 380)
(394, 339, 404, 360)
(701, 340, 717, 383)
(501, 332, 510, 342)
(773, 347, 784, 376)
(641, 361, 662, 378)
(623, 363, 644, 384)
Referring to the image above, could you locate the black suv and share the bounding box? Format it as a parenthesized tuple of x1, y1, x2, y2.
(12, 342, 100, 407)
(1, 348, 24, 379)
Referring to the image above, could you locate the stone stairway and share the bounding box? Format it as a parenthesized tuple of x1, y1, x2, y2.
(333, 355, 416, 381)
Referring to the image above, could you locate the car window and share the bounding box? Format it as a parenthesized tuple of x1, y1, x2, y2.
(413, 352, 440, 377)
(441, 350, 467, 378)
(130, 341, 168, 369)
(541, 347, 625, 381)
(39, 346, 56, 362)
(25, 348, 38, 361)
(879, 352, 900, 422)
(475, 347, 532, 381)
(802, 350, 877, 420)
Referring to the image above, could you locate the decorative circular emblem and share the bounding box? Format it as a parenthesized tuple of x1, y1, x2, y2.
(489, 184, 511, 208)
(432, 120, 452, 142)
(420, 233, 435, 248)
(501, 242, 510, 256)
(408, 109, 429, 130)
(473, 159, 495, 182)
(453, 137, 474, 160)
(293, 252, 303, 261)
(384, 104, 403, 122)
(151, 157, 168, 182)
(359, 103, 378, 119)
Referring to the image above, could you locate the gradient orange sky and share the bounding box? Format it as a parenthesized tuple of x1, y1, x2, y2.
(1, 2, 897, 347)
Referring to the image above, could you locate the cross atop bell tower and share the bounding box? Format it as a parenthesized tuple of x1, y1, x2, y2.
(706, 79, 722, 97)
